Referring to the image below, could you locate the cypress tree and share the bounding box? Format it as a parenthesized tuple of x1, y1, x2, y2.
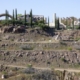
(15, 9, 17, 20)
(57, 17, 60, 30)
(66, 19, 68, 29)
(5, 10, 7, 20)
(43, 16, 44, 24)
(5, 10, 9, 25)
(24, 10, 26, 26)
(48, 17, 49, 27)
(12, 9, 15, 26)
(79, 18, 80, 29)
(7, 11, 9, 25)
(30, 9, 32, 27)
(73, 17, 74, 29)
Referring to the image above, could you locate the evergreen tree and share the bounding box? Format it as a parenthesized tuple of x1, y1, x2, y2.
(57, 17, 60, 30)
(7, 11, 9, 25)
(24, 10, 26, 26)
(5, 10, 9, 25)
(78, 18, 80, 29)
(12, 9, 15, 26)
(30, 9, 32, 27)
(72, 17, 74, 29)
(48, 17, 49, 27)
(43, 16, 44, 24)
(5, 10, 7, 20)
(5, 10, 8, 20)
(15, 9, 17, 20)
(66, 19, 68, 29)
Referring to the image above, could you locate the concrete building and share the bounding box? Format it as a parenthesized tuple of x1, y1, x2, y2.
(18, 14, 47, 23)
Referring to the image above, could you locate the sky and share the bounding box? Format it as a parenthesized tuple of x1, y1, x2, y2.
(0, 0, 79, 22)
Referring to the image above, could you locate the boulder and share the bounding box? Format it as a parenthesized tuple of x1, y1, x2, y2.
(3, 26, 14, 33)
(13, 27, 26, 33)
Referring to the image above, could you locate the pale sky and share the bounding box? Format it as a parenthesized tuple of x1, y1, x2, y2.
(0, 0, 79, 22)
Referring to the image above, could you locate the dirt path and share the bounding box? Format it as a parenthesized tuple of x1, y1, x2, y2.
(4, 64, 51, 70)
(2, 64, 80, 73)
(55, 68, 80, 73)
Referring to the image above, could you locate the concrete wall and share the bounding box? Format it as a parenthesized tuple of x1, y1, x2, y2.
(46, 13, 66, 28)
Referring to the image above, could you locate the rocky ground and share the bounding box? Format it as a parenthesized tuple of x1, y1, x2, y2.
(0, 50, 80, 68)
(0, 64, 80, 80)
(0, 29, 80, 67)
(1, 28, 80, 79)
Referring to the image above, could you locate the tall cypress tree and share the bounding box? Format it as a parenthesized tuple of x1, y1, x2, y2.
(5, 10, 7, 20)
(24, 10, 26, 26)
(72, 17, 74, 29)
(15, 9, 17, 20)
(5, 10, 9, 25)
(43, 16, 44, 24)
(79, 18, 80, 29)
(7, 11, 9, 25)
(66, 19, 68, 28)
(54, 13, 56, 29)
(12, 9, 15, 26)
(48, 17, 49, 27)
(30, 9, 32, 27)
(57, 17, 60, 30)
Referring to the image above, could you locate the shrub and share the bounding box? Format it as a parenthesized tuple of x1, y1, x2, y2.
(11, 38, 14, 41)
(2, 71, 7, 75)
(61, 58, 67, 62)
(20, 45, 34, 50)
(27, 64, 33, 68)
(60, 41, 67, 46)
(67, 47, 72, 51)
(38, 23, 48, 30)
(2, 71, 8, 78)
(66, 26, 73, 29)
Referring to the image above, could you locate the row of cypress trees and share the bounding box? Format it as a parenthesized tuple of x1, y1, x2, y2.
(5, 9, 50, 27)
(55, 13, 60, 30)
(5, 9, 34, 27)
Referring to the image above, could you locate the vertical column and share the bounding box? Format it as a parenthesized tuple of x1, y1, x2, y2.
(59, 17, 61, 23)
(54, 13, 56, 26)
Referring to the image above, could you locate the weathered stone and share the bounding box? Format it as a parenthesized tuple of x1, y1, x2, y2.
(39, 51, 44, 55)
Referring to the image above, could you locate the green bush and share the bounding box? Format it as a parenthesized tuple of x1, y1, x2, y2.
(66, 26, 73, 29)
(38, 23, 48, 29)
(0, 20, 14, 25)
(60, 41, 67, 46)
(0, 20, 7, 25)
(67, 47, 72, 51)
(61, 58, 67, 63)
(2, 71, 8, 75)
(27, 64, 33, 68)
(38, 20, 44, 23)
(75, 26, 80, 29)
(20, 45, 34, 50)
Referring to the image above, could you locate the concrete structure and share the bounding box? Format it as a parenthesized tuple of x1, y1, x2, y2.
(0, 13, 13, 19)
(46, 13, 66, 28)
(74, 20, 80, 26)
(18, 14, 47, 23)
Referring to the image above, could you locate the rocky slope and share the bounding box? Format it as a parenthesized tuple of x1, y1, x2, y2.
(0, 50, 80, 68)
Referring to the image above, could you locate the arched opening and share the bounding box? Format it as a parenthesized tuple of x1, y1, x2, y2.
(0, 13, 13, 26)
(0, 13, 13, 20)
